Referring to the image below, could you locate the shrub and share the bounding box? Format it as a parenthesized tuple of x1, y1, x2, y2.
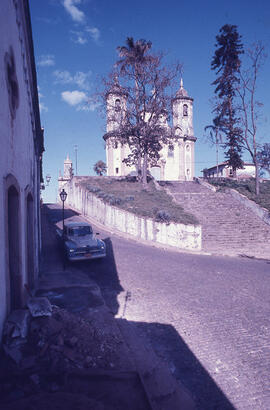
(155, 210, 171, 224)
(97, 190, 107, 199)
(108, 196, 123, 205)
(125, 195, 135, 202)
(87, 185, 101, 193)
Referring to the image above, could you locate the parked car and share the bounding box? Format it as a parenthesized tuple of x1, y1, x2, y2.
(56, 221, 106, 261)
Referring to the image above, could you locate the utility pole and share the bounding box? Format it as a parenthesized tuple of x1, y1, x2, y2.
(74, 145, 78, 176)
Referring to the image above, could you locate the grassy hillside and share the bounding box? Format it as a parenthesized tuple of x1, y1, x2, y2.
(207, 178, 270, 212)
(79, 176, 198, 225)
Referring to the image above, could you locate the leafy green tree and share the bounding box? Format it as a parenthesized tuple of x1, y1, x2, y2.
(93, 160, 107, 176)
(211, 24, 244, 176)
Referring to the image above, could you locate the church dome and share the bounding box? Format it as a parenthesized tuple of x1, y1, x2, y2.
(175, 78, 190, 99)
(107, 75, 127, 97)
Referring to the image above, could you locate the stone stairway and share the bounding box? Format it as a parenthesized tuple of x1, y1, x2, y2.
(166, 181, 270, 258)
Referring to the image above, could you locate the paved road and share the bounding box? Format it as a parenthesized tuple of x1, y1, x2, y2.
(44, 204, 270, 409)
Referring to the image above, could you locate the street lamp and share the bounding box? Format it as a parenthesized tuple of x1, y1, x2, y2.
(59, 188, 67, 234)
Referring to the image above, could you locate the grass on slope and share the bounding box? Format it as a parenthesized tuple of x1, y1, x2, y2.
(206, 178, 270, 212)
(79, 176, 198, 225)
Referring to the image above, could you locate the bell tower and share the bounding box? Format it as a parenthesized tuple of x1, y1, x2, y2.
(172, 79, 196, 180)
(103, 77, 128, 176)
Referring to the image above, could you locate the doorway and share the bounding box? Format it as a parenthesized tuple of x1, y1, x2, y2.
(27, 193, 35, 289)
(7, 185, 21, 310)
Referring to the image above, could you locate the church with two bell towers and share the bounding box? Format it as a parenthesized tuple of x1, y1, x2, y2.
(103, 78, 196, 181)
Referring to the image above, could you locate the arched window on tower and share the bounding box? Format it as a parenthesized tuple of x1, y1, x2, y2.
(115, 99, 121, 112)
(168, 144, 174, 158)
(183, 104, 188, 117)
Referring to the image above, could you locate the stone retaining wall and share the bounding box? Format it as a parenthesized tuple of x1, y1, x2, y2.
(63, 178, 202, 251)
(228, 188, 270, 226)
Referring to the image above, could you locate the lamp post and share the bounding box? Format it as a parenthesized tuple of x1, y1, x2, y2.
(59, 189, 67, 235)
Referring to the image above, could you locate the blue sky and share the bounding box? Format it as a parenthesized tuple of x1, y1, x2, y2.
(29, 0, 270, 202)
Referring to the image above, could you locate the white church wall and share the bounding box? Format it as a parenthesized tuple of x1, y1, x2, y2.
(185, 142, 192, 180)
(105, 81, 196, 181)
(64, 178, 202, 251)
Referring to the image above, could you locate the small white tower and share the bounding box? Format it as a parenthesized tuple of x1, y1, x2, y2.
(172, 79, 196, 180)
(64, 154, 73, 178)
(58, 154, 73, 192)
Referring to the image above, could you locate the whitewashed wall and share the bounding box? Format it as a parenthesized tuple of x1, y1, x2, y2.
(64, 178, 202, 251)
(0, 0, 42, 340)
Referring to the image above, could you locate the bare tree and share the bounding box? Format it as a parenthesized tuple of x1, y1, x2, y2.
(101, 38, 182, 186)
(116, 38, 155, 180)
(237, 41, 267, 195)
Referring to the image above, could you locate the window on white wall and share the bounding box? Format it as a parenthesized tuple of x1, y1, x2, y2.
(183, 104, 188, 116)
(168, 145, 174, 157)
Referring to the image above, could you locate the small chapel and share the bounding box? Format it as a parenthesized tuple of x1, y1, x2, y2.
(103, 79, 196, 181)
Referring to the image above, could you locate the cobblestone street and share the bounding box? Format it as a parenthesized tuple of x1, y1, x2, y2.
(72, 211, 270, 410)
(44, 204, 270, 409)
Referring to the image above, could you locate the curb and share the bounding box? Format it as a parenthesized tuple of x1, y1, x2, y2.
(117, 319, 196, 410)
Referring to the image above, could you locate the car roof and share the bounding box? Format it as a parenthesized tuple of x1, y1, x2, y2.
(65, 222, 92, 228)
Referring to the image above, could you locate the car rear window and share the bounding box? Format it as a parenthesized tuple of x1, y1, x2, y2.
(68, 226, 93, 236)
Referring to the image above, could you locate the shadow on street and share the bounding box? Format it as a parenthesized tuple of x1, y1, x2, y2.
(39, 204, 235, 409)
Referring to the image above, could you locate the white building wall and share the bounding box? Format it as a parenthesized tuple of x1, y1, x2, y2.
(0, 0, 42, 341)
(237, 165, 255, 178)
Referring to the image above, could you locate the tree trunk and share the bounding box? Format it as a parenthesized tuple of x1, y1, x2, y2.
(255, 161, 260, 196)
(142, 155, 148, 187)
(216, 137, 219, 177)
(137, 152, 142, 182)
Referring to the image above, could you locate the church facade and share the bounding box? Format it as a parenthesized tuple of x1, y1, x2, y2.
(103, 79, 196, 181)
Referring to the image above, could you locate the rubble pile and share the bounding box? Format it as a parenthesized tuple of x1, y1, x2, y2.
(2, 297, 122, 372)
(0, 297, 123, 408)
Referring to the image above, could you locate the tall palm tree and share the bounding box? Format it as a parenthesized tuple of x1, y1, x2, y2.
(117, 37, 153, 77)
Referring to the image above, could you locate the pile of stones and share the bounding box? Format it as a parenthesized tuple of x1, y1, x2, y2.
(0, 297, 122, 408)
